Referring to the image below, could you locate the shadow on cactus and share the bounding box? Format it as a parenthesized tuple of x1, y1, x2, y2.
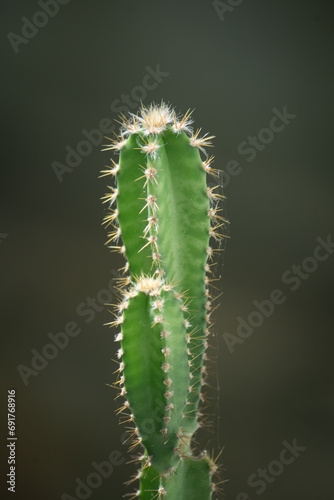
(101, 102, 228, 499)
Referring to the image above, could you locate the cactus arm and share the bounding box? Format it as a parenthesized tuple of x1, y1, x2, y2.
(119, 277, 190, 473)
(120, 285, 175, 472)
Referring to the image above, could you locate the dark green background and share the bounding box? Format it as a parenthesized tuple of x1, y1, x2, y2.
(1, 1, 334, 499)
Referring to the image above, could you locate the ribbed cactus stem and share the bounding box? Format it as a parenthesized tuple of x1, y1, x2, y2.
(102, 102, 225, 498)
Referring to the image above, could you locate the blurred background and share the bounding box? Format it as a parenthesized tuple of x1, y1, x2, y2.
(1, 1, 334, 499)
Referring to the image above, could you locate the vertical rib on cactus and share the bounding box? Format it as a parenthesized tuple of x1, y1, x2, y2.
(102, 102, 225, 498)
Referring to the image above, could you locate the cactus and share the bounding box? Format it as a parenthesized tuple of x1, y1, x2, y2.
(101, 102, 226, 499)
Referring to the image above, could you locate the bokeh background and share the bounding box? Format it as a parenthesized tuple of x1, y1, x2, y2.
(1, 1, 334, 499)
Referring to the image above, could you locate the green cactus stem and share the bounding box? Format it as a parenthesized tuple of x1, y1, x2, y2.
(101, 102, 226, 498)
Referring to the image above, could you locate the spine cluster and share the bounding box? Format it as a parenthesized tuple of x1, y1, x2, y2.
(101, 102, 227, 499)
